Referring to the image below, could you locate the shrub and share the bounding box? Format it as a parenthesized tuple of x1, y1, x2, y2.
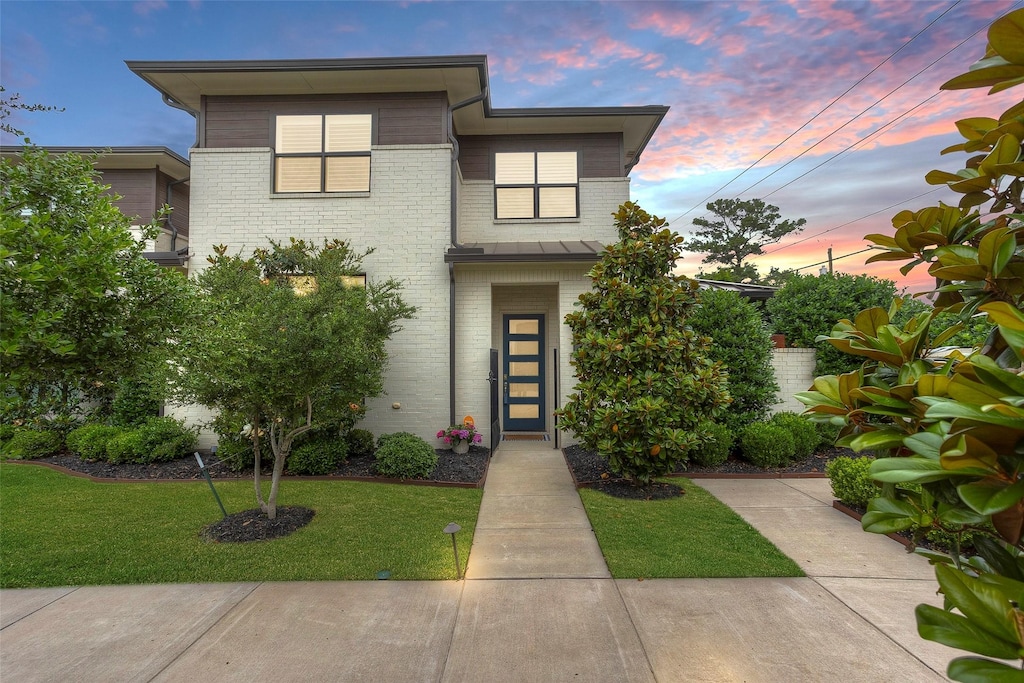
(105, 417, 196, 464)
(288, 436, 348, 476)
(689, 288, 779, 431)
(814, 420, 841, 451)
(738, 422, 794, 468)
(3, 429, 62, 460)
(766, 272, 898, 376)
(347, 428, 375, 459)
(0, 424, 17, 444)
(66, 424, 126, 461)
(691, 421, 733, 467)
(374, 432, 438, 479)
(825, 456, 877, 507)
(111, 376, 162, 427)
(770, 412, 818, 460)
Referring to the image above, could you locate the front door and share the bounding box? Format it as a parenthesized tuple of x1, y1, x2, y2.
(503, 314, 545, 432)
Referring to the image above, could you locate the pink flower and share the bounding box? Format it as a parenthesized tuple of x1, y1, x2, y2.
(473, 433, 482, 443)
(436, 430, 445, 438)
(443, 436, 451, 444)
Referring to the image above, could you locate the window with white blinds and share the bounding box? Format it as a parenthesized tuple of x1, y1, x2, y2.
(274, 114, 372, 193)
(494, 151, 578, 219)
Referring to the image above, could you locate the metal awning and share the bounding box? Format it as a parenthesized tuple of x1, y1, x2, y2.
(444, 241, 605, 263)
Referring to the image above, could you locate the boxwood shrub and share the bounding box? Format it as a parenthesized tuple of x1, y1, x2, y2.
(691, 421, 733, 467)
(106, 417, 196, 464)
(770, 412, 818, 460)
(374, 432, 438, 479)
(347, 428, 375, 459)
(3, 429, 62, 460)
(288, 436, 348, 476)
(738, 422, 794, 468)
(67, 424, 126, 461)
(825, 456, 877, 507)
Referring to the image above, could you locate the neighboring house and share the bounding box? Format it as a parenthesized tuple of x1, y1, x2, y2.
(1, 146, 191, 269)
(127, 55, 668, 449)
(694, 279, 778, 302)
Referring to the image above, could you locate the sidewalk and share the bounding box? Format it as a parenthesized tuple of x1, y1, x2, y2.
(0, 449, 954, 682)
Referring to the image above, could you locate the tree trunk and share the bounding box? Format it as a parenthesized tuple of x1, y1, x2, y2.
(264, 396, 315, 520)
(252, 412, 268, 514)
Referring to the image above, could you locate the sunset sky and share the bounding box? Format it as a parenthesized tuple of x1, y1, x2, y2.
(2, 0, 1019, 294)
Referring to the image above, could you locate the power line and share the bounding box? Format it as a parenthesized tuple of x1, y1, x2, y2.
(749, 18, 993, 201)
(667, 0, 963, 226)
(794, 247, 876, 272)
(763, 187, 944, 255)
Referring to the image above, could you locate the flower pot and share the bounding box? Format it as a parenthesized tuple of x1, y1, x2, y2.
(451, 439, 470, 454)
(771, 333, 786, 348)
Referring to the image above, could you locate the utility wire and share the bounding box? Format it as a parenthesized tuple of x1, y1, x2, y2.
(794, 247, 876, 272)
(763, 187, 944, 255)
(668, 0, 963, 226)
(749, 18, 994, 201)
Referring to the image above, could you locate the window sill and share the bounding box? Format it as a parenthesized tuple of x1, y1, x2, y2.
(493, 217, 581, 224)
(270, 191, 370, 199)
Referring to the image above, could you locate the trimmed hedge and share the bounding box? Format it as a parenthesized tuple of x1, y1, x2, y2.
(3, 430, 62, 460)
(347, 428, 375, 459)
(67, 424, 127, 461)
(691, 421, 733, 467)
(825, 456, 877, 507)
(106, 417, 196, 464)
(770, 412, 819, 459)
(288, 436, 348, 476)
(738, 422, 794, 468)
(374, 433, 438, 479)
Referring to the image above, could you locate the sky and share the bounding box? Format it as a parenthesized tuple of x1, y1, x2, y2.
(2, 0, 1020, 295)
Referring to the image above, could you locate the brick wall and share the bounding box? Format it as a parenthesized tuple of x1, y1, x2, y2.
(457, 177, 627, 243)
(186, 144, 452, 444)
(769, 348, 817, 414)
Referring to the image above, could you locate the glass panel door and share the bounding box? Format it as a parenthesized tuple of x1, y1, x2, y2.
(503, 314, 545, 432)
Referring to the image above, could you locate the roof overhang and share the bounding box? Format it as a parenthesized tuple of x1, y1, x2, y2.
(142, 249, 190, 267)
(1, 146, 189, 179)
(127, 55, 668, 172)
(445, 241, 605, 264)
(694, 278, 778, 302)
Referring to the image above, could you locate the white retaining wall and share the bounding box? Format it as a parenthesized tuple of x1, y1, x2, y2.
(769, 348, 817, 414)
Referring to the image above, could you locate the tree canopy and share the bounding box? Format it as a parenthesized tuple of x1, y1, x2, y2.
(1, 146, 192, 422)
(687, 198, 806, 283)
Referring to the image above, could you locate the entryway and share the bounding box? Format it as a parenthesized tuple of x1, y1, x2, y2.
(502, 314, 545, 432)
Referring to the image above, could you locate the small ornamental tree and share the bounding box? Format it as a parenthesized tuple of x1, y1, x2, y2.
(176, 238, 415, 519)
(798, 10, 1024, 681)
(690, 288, 778, 431)
(558, 202, 729, 485)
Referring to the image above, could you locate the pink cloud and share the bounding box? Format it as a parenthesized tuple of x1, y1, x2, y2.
(133, 1, 167, 16)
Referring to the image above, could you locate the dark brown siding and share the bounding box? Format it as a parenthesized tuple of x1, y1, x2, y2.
(158, 170, 190, 239)
(100, 169, 157, 222)
(458, 133, 623, 180)
(204, 93, 448, 148)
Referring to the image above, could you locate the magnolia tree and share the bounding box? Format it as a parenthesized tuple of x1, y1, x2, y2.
(1, 146, 191, 422)
(177, 238, 415, 519)
(799, 10, 1024, 681)
(558, 202, 729, 485)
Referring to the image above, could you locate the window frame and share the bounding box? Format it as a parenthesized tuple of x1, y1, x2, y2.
(272, 114, 373, 194)
(494, 151, 579, 220)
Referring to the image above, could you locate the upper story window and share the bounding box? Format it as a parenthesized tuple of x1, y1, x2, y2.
(494, 152, 578, 219)
(274, 114, 372, 193)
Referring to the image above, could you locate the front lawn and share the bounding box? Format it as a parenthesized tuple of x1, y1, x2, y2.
(579, 479, 803, 579)
(0, 463, 481, 588)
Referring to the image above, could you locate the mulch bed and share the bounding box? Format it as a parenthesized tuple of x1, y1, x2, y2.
(35, 445, 490, 486)
(201, 506, 315, 543)
(564, 444, 858, 487)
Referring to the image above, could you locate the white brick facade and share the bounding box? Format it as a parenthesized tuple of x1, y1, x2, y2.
(457, 177, 627, 244)
(187, 145, 452, 443)
(770, 348, 817, 414)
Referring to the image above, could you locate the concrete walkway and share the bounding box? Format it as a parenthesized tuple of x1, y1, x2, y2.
(0, 455, 957, 682)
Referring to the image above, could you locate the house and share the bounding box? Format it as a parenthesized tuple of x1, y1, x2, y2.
(0, 146, 191, 269)
(127, 55, 668, 449)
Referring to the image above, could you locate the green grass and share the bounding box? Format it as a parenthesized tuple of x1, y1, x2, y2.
(0, 463, 481, 588)
(579, 479, 804, 579)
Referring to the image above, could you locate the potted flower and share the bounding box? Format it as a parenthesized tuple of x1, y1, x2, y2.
(437, 423, 482, 454)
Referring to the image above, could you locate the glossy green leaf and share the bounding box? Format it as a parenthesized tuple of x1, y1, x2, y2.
(947, 657, 1024, 683)
(942, 64, 1024, 92)
(973, 536, 1024, 582)
(848, 429, 907, 452)
(869, 456, 966, 483)
(936, 564, 1021, 646)
(959, 478, 1024, 515)
(990, 9, 1024, 63)
(979, 135, 1021, 177)
(862, 496, 919, 534)
(916, 604, 1020, 658)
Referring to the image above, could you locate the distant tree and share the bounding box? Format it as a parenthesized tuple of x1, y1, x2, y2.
(687, 198, 806, 282)
(176, 238, 415, 519)
(1, 146, 192, 423)
(558, 202, 729, 486)
(765, 272, 897, 375)
(695, 265, 756, 283)
(0, 86, 64, 137)
(690, 288, 778, 431)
